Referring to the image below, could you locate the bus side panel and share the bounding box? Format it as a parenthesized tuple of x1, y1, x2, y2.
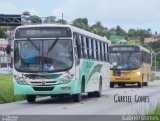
(76, 59, 109, 93)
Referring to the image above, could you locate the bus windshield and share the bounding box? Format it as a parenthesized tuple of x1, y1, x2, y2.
(14, 39, 73, 72)
(109, 52, 141, 70)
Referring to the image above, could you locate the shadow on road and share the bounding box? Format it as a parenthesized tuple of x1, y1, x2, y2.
(24, 94, 98, 104)
(114, 84, 145, 89)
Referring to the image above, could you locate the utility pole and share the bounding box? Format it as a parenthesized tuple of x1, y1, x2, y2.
(152, 51, 160, 72)
(62, 13, 63, 24)
(155, 55, 156, 72)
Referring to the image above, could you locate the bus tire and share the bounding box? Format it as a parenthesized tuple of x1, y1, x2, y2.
(94, 78, 102, 97)
(138, 82, 142, 88)
(144, 82, 148, 86)
(118, 83, 125, 87)
(144, 75, 149, 86)
(88, 92, 94, 97)
(73, 82, 83, 102)
(26, 95, 36, 103)
(110, 82, 114, 88)
(73, 93, 82, 102)
(122, 83, 125, 87)
(82, 77, 85, 93)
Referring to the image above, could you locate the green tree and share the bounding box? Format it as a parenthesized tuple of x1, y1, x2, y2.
(28, 15, 42, 24)
(90, 21, 108, 37)
(44, 16, 56, 23)
(0, 28, 7, 38)
(72, 18, 88, 30)
(109, 28, 117, 35)
(115, 25, 126, 36)
(128, 28, 136, 37)
(138, 36, 145, 44)
(57, 19, 67, 24)
(136, 29, 152, 37)
(22, 11, 30, 18)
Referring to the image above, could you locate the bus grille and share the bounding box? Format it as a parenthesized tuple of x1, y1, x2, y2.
(115, 78, 131, 80)
(121, 72, 131, 74)
(33, 87, 54, 91)
(30, 81, 57, 85)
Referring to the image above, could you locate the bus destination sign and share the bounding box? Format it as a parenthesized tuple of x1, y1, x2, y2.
(15, 27, 72, 38)
(109, 46, 140, 52)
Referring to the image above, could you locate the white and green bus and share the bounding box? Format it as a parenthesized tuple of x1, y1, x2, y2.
(13, 24, 111, 103)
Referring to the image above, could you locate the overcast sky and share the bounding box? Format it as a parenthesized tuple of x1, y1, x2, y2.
(0, 0, 160, 33)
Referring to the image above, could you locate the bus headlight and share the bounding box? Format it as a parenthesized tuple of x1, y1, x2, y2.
(17, 79, 28, 85)
(59, 75, 73, 84)
(14, 75, 28, 85)
(133, 71, 141, 76)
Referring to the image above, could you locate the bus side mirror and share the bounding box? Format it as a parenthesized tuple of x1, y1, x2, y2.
(76, 39, 81, 59)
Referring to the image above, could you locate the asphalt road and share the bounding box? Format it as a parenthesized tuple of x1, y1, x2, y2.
(0, 81, 160, 115)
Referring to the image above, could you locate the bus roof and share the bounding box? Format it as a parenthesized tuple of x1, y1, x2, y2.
(139, 46, 150, 53)
(15, 24, 111, 44)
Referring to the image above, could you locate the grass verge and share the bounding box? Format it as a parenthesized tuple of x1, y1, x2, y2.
(150, 106, 160, 115)
(151, 74, 160, 81)
(0, 74, 25, 104)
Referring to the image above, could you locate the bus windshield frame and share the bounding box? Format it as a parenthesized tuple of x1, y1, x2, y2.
(14, 38, 73, 73)
(109, 46, 141, 70)
(109, 51, 141, 70)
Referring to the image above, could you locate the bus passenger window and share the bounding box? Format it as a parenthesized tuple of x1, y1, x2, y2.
(97, 41, 101, 60)
(93, 40, 97, 60)
(101, 42, 104, 61)
(91, 39, 94, 59)
(100, 42, 102, 61)
(95, 41, 99, 60)
(86, 38, 90, 59)
(81, 36, 85, 58)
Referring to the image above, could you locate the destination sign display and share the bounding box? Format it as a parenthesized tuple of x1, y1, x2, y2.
(15, 27, 72, 38)
(109, 46, 140, 52)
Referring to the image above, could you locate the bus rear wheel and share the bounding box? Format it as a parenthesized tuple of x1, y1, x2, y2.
(143, 82, 148, 86)
(26, 95, 36, 103)
(94, 79, 102, 97)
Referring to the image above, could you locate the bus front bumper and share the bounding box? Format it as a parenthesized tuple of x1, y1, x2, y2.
(110, 75, 142, 83)
(14, 80, 78, 95)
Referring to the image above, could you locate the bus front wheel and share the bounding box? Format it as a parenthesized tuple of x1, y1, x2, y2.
(73, 93, 82, 102)
(26, 95, 36, 103)
(137, 82, 142, 88)
(110, 82, 114, 88)
(94, 79, 102, 97)
(73, 82, 83, 102)
(143, 82, 148, 86)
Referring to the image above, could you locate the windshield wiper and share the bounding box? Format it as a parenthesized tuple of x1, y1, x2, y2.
(126, 51, 133, 63)
(27, 38, 40, 51)
(48, 38, 59, 52)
